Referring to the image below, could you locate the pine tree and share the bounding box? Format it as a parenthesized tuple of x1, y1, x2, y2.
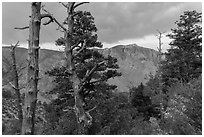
(162, 10, 202, 86)
(44, 4, 121, 134)
(130, 83, 161, 121)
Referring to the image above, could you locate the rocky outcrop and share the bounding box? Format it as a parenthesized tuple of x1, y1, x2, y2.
(99, 44, 159, 92)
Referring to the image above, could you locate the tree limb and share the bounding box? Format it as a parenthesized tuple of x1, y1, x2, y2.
(42, 8, 67, 31)
(72, 11, 82, 17)
(78, 61, 106, 94)
(9, 82, 17, 90)
(74, 41, 86, 55)
(59, 2, 68, 8)
(70, 2, 76, 13)
(14, 26, 29, 30)
(71, 41, 82, 51)
(63, 106, 75, 112)
(86, 105, 97, 113)
(73, 2, 89, 9)
(89, 79, 104, 85)
(40, 13, 54, 25)
(56, 25, 65, 32)
(11, 41, 20, 48)
(83, 61, 106, 83)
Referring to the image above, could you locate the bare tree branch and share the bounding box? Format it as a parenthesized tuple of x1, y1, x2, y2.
(2, 56, 12, 68)
(41, 13, 52, 19)
(78, 61, 106, 94)
(14, 26, 29, 30)
(42, 9, 67, 31)
(40, 13, 54, 25)
(83, 61, 106, 82)
(73, 2, 89, 9)
(74, 41, 86, 55)
(17, 66, 26, 77)
(70, 2, 76, 13)
(56, 25, 65, 32)
(71, 44, 81, 51)
(59, 2, 68, 8)
(89, 79, 104, 85)
(63, 106, 75, 112)
(86, 105, 97, 113)
(72, 40, 82, 49)
(11, 41, 20, 48)
(9, 82, 17, 90)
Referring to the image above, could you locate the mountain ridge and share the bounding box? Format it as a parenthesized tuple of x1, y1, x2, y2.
(2, 44, 159, 102)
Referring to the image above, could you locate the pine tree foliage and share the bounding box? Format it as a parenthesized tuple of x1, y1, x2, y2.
(162, 10, 202, 85)
(44, 10, 121, 132)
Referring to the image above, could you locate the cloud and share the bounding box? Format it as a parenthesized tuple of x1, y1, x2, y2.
(2, 2, 202, 45)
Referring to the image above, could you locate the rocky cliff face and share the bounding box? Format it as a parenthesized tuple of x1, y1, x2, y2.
(98, 44, 159, 92)
(2, 44, 159, 101)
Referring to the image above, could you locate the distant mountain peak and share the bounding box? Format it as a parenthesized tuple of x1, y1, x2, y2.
(111, 43, 156, 51)
(2, 44, 159, 101)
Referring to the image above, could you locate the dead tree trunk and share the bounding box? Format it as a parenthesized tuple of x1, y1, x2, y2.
(10, 41, 23, 131)
(156, 30, 165, 63)
(21, 2, 41, 135)
(14, 2, 54, 134)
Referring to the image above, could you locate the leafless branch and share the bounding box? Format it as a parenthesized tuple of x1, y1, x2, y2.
(9, 82, 17, 90)
(56, 26, 65, 32)
(42, 8, 67, 31)
(89, 79, 104, 84)
(17, 66, 26, 77)
(77, 61, 106, 95)
(86, 105, 97, 113)
(74, 41, 86, 55)
(70, 2, 76, 13)
(11, 41, 20, 48)
(59, 2, 68, 8)
(71, 45, 81, 51)
(63, 106, 75, 112)
(41, 13, 54, 25)
(2, 56, 12, 70)
(73, 2, 89, 9)
(156, 29, 166, 34)
(79, 61, 106, 91)
(52, 17, 67, 31)
(71, 40, 82, 51)
(85, 61, 105, 82)
(14, 26, 29, 30)
(156, 29, 166, 38)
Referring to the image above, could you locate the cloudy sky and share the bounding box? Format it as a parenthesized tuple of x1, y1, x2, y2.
(2, 2, 202, 51)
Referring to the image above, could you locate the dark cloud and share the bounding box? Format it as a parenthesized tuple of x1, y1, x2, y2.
(2, 2, 202, 45)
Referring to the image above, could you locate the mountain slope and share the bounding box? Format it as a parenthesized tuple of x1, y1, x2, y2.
(98, 44, 158, 92)
(2, 44, 159, 101)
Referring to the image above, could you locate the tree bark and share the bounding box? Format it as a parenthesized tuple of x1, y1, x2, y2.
(65, 2, 90, 134)
(10, 43, 23, 132)
(21, 2, 41, 135)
